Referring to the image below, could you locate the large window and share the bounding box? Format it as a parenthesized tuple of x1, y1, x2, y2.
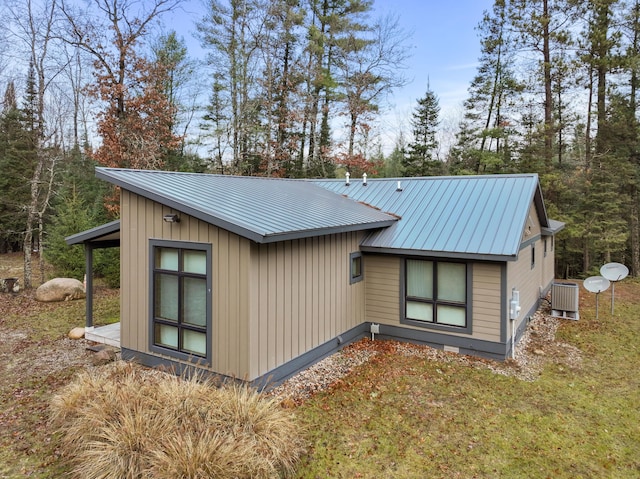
(403, 259, 468, 330)
(150, 241, 211, 361)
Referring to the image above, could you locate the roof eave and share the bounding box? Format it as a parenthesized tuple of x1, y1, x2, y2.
(65, 219, 121, 245)
(260, 220, 397, 243)
(542, 220, 565, 235)
(359, 245, 519, 262)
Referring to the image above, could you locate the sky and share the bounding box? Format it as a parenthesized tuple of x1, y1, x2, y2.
(172, 0, 495, 153)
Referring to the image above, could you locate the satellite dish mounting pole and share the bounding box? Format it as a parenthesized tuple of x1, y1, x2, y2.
(600, 263, 629, 316)
(611, 281, 615, 315)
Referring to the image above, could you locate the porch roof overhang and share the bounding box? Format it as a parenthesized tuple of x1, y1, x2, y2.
(65, 220, 121, 331)
(65, 220, 121, 247)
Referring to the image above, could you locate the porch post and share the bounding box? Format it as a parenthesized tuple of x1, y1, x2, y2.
(85, 244, 94, 329)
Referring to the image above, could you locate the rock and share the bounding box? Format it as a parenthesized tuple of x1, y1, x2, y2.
(35, 278, 86, 302)
(533, 349, 546, 356)
(68, 327, 85, 340)
(92, 348, 117, 366)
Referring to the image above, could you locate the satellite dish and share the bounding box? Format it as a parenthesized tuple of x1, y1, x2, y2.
(583, 276, 610, 293)
(583, 276, 610, 319)
(600, 262, 629, 282)
(600, 262, 629, 315)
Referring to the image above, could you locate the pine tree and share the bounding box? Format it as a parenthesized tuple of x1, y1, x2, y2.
(0, 83, 32, 253)
(403, 86, 442, 176)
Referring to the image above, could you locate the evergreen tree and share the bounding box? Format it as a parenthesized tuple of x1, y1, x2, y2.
(44, 188, 93, 279)
(452, 0, 522, 174)
(403, 86, 442, 176)
(0, 82, 32, 253)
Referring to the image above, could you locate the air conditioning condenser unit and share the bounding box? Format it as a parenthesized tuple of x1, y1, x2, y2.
(551, 282, 579, 320)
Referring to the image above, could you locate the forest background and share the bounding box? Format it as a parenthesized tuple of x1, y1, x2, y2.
(0, 0, 637, 289)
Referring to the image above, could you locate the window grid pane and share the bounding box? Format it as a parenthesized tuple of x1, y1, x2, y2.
(407, 301, 433, 322)
(182, 330, 207, 355)
(184, 250, 207, 274)
(407, 259, 433, 299)
(155, 274, 179, 321)
(437, 262, 466, 303)
(437, 305, 466, 327)
(183, 277, 207, 327)
(156, 248, 179, 271)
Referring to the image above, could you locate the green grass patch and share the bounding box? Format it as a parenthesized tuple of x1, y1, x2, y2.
(2, 288, 119, 341)
(293, 282, 640, 478)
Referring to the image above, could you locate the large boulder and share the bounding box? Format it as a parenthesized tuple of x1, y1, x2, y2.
(35, 278, 86, 302)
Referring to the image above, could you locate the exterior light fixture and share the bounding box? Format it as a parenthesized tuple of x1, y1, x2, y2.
(163, 214, 180, 223)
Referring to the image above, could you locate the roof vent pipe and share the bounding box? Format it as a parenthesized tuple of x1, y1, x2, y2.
(396, 180, 403, 191)
(345, 172, 350, 186)
(362, 173, 367, 186)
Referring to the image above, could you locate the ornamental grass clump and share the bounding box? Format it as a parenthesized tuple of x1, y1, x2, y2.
(50, 362, 303, 479)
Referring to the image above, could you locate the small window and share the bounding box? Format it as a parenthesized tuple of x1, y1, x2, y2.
(150, 241, 211, 362)
(531, 244, 536, 269)
(350, 252, 363, 284)
(544, 238, 548, 257)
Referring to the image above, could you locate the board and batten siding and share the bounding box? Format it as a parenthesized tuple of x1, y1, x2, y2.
(247, 232, 365, 380)
(507, 204, 548, 335)
(541, 235, 555, 292)
(120, 190, 252, 378)
(364, 255, 502, 343)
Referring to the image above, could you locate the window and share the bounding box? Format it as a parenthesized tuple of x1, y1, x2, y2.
(544, 238, 548, 257)
(531, 244, 536, 269)
(350, 252, 363, 284)
(150, 241, 211, 361)
(403, 259, 468, 330)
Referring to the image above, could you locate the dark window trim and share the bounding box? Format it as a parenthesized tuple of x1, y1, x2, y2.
(149, 239, 212, 365)
(349, 251, 364, 284)
(400, 257, 472, 334)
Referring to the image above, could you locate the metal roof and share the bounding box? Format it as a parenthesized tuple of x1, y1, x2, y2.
(95, 168, 397, 243)
(314, 175, 558, 261)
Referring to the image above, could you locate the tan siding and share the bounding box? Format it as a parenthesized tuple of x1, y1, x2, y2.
(364, 255, 502, 342)
(247, 232, 364, 380)
(471, 263, 502, 342)
(508, 241, 541, 334)
(541, 236, 555, 290)
(120, 192, 251, 379)
(365, 255, 401, 324)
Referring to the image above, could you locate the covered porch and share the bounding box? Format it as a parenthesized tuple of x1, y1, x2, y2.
(65, 220, 121, 348)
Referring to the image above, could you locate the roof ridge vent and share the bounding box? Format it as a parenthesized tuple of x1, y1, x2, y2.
(362, 173, 367, 186)
(345, 172, 350, 186)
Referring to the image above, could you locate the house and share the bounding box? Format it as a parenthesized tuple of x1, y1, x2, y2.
(67, 168, 564, 387)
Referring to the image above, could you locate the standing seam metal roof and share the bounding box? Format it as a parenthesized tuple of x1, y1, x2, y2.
(95, 168, 397, 243)
(314, 174, 551, 261)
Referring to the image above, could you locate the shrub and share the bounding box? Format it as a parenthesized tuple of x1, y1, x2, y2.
(50, 362, 304, 478)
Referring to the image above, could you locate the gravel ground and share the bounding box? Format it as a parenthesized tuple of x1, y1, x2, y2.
(268, 304, 582, 405)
